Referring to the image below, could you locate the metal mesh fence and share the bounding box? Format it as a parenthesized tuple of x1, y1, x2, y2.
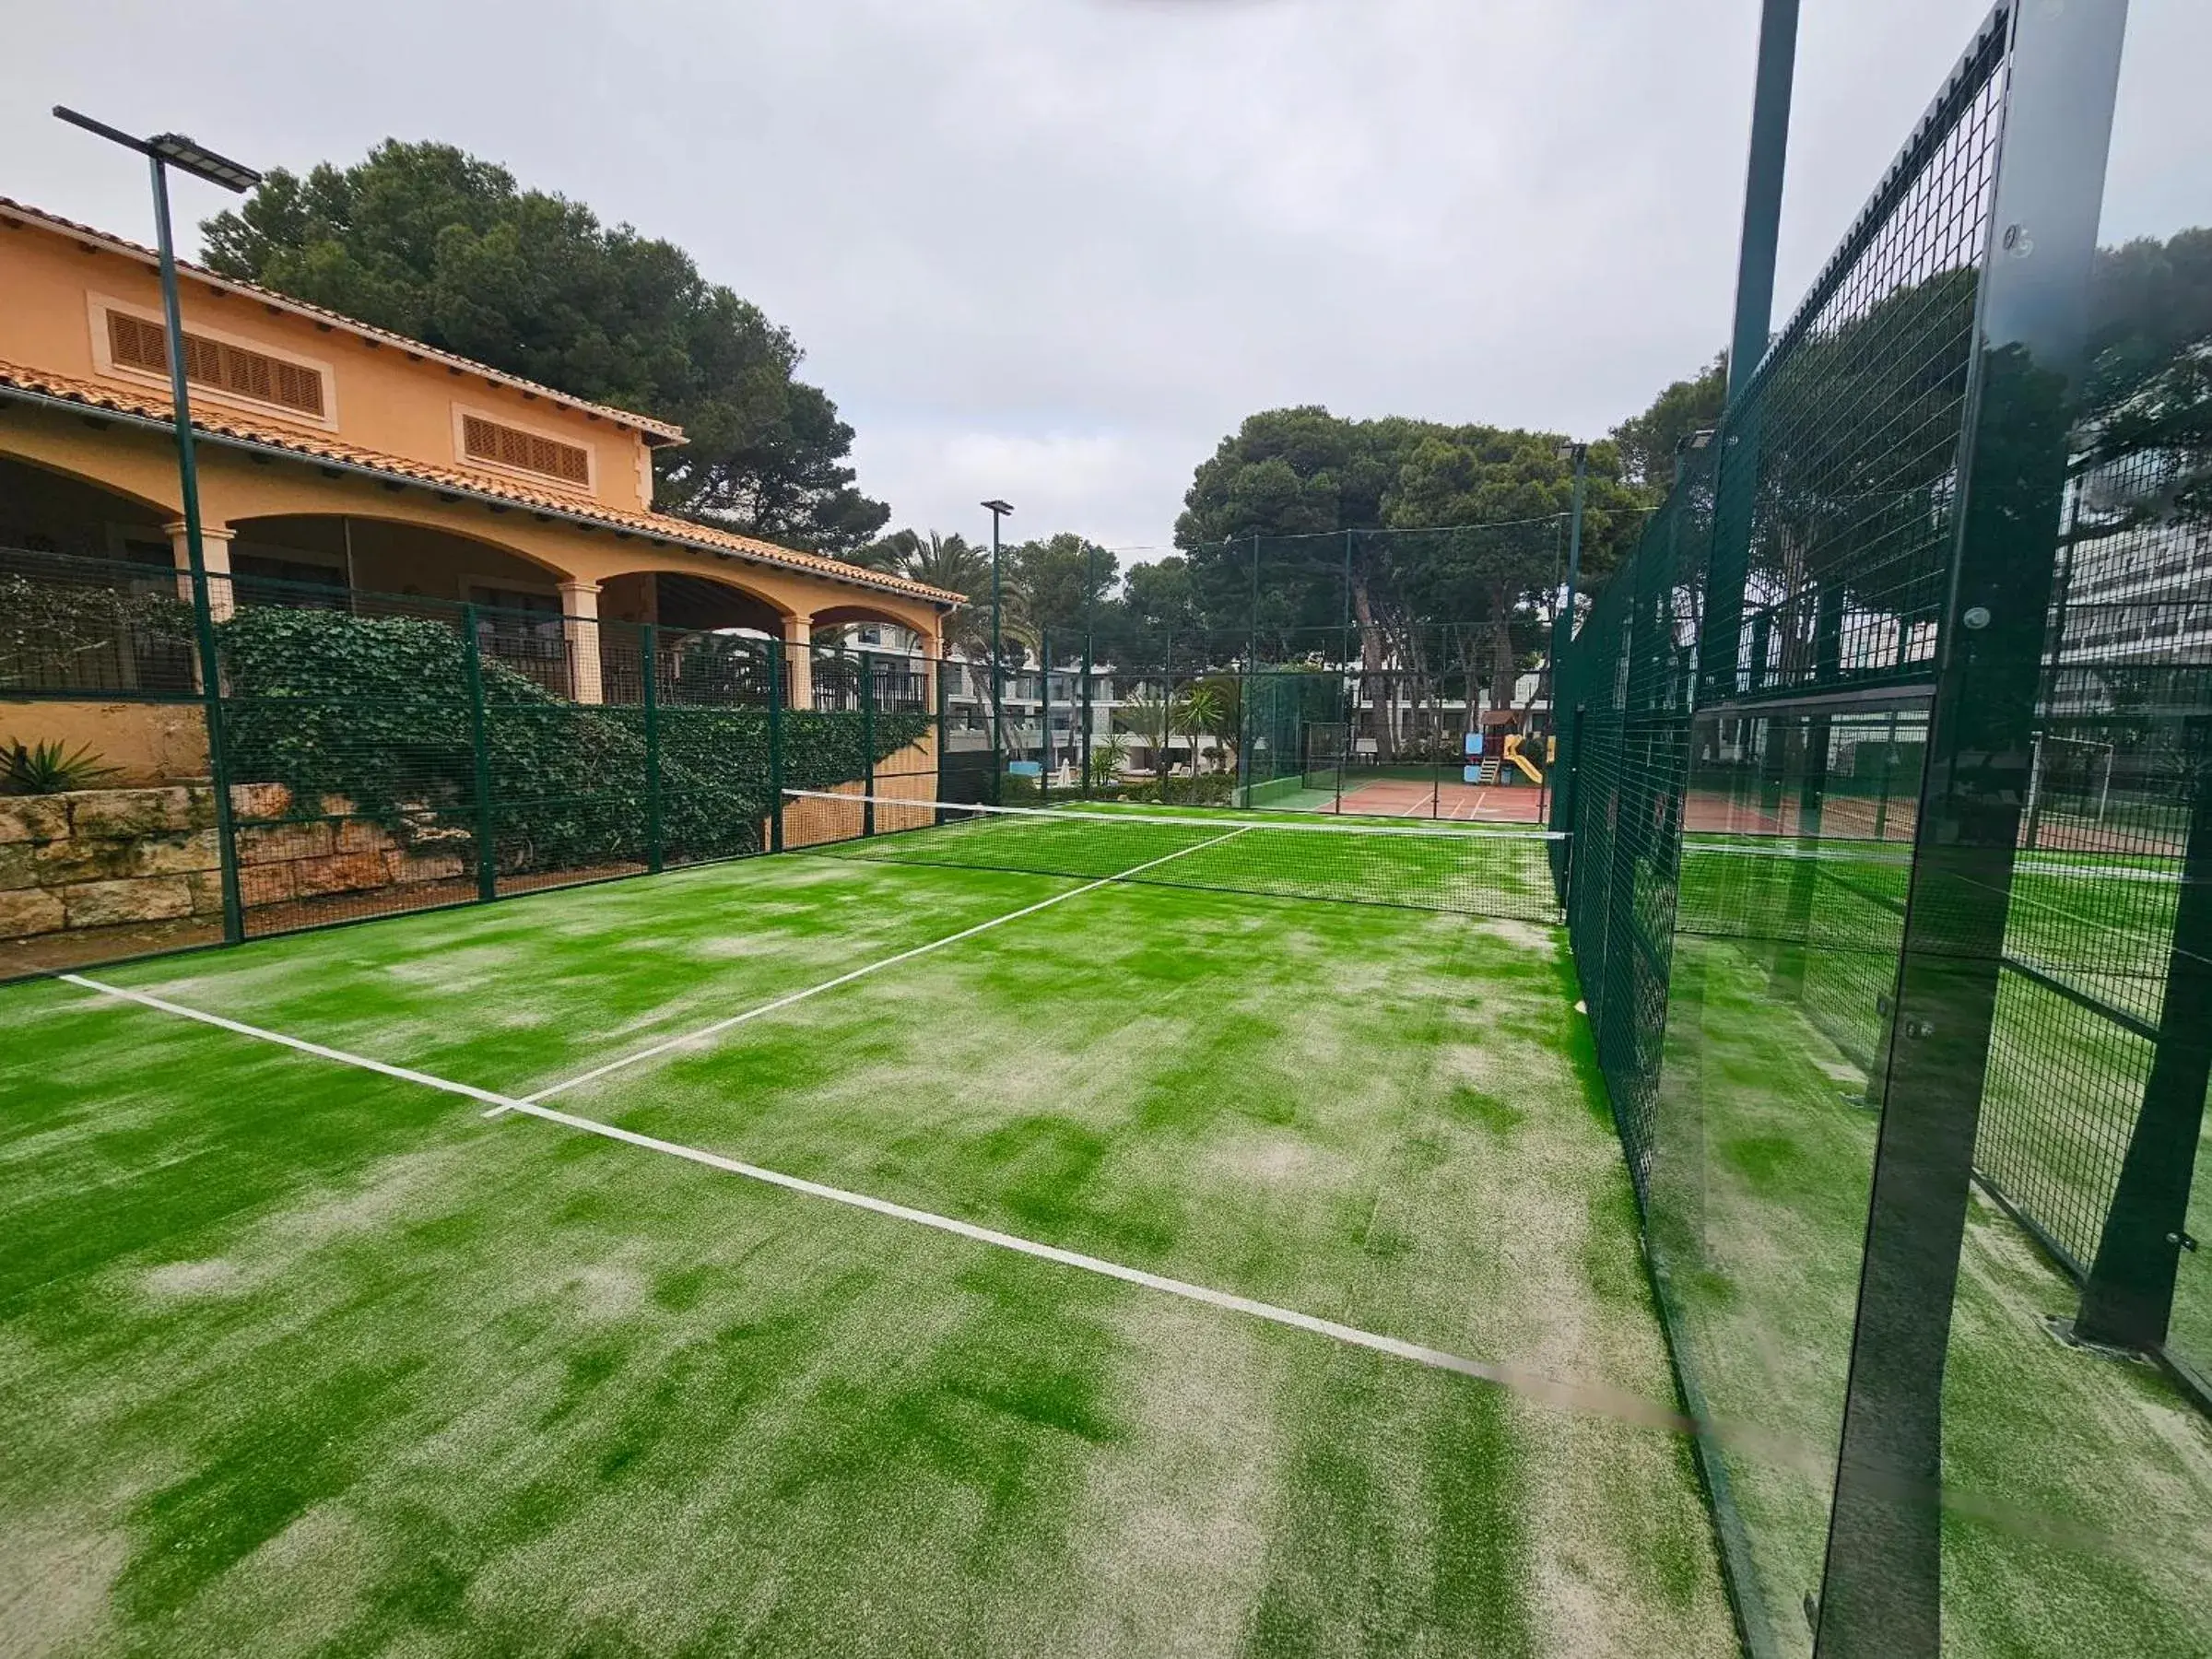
(1550, 6, 2212, 1651)
(5, 555, 1576, 962)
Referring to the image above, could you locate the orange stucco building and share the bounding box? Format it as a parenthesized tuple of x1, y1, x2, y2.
(0, 195, 959, 712)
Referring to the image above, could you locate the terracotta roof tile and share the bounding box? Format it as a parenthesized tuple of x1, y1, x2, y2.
(0, 360, 963, 609)
(0, 196, 687, 443)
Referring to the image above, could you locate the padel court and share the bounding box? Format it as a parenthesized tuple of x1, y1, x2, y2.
(0, 803, 1740, 1656)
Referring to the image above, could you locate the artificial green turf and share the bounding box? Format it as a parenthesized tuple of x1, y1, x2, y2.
(0, 844, 1732, 1655)
(1675, 832, 2212, 1395)
(1660, 934, 2212, 1659)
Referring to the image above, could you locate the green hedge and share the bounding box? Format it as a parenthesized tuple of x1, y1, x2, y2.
(1097, 774, 1238, 806)
(217, 606, 926, 872)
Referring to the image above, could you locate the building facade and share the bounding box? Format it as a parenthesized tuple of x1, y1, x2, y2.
(0, 195, 961, 717)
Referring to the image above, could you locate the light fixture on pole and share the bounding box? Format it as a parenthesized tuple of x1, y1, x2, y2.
(54, 104, 260, 945)
(981, 500, 1014, 798)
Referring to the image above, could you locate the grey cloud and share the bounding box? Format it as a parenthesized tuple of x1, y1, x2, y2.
(6, 0, 2206, 558)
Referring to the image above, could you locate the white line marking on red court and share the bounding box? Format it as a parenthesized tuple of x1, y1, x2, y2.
(501, 826, 1251, 1113)
(59, 966, 1691, 1438)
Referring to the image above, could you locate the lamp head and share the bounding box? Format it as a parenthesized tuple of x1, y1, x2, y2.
(148, 134, 262, 193)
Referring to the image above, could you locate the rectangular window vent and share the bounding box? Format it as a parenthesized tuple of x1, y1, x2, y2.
(460, 414, 592, 488)
(108, 310, 326, 418)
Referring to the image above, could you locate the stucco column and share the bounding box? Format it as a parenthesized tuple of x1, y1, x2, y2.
(164, 520, 237, 621)
(558, 580, 604, 705)
(784, 614, 813, 711)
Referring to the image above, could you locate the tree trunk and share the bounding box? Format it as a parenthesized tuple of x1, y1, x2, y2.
(1488, 582, 1520, 726)
(1351, 574, 1392, 762)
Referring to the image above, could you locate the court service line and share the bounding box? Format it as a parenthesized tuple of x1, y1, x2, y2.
(496, 826, 1252, 1115)
(58, 968, 1691, 1439)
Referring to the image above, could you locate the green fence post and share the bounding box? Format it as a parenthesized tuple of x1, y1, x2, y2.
(1079, 639, 1094, 800)
(1159, 630, 1172, 795)
(1040, 630, 1052, 806)
(768, 641, 785, 853)
(461, 604, 498, 902)
(861, 648, 876, 837)
(1237, 664, 1252, 807)
(1335, 672, 1349, 814)
(2071, 713, 2212, 1352)
(199, 572, 244, 946)
(1813, 6, 2128, 1651)
(641, 622, 664, 875)
(1082, 546, 1098, 799)
(991, 640, 1005, 807)
(1432, 680, 1443, 820)
(934, 648, 949, 824)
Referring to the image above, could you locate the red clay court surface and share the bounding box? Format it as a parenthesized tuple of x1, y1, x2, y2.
(1323, 779, 1551, 822)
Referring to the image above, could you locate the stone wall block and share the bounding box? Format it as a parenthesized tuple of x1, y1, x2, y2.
(229, 782, 293, 821)
(394, 851, 465, 886)
(63, 877, 194, 928)
(34, 839, 137, 884)
(238, 862, 297, 908)
(0, 796, 69, 845)
(71, 787, 193, 839)
(293, 852, 391, 898)
(186, 871, 226, 916)
(0, 888, 66, 937)
(238, 821, 334, 862)
(334, 818, 388, 855)
(0, 843, 38, 893)
(134, 830, 223, 876)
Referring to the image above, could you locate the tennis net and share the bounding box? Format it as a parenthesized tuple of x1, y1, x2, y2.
(781, 790, 1567, 922)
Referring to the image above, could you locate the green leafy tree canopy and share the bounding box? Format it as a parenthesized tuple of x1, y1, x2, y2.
(200, 141, 889, 555)
(1609, 353, 1727, 489)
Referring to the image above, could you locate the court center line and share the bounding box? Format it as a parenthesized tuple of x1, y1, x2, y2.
(498, 826, 1251, 1115)
(57, 968, 1691, 1439)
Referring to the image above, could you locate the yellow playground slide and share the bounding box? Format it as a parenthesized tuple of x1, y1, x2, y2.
(1500, 734, 1545, 784)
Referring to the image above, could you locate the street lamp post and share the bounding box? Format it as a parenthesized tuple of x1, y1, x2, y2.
(982, 499, 1014, 802)
(54, 106, 260, 946)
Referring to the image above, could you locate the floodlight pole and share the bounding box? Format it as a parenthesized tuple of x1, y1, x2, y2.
(1728, 0, 1800, 401)
(54, 106, 258, 947)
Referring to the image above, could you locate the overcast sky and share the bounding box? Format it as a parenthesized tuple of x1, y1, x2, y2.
(6, 1, 2206, 562)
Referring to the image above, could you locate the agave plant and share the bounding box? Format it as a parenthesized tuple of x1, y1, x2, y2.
(1086, 730, 1130, 789)
(0, 738, 120, 795)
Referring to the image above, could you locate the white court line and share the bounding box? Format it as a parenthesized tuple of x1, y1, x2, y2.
(60, 973, 520, 1110)
(497, 826, 1251, 1115)
(58, 969, 1692, 1439)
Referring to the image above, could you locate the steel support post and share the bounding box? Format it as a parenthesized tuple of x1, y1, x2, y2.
(1814, 7, 2128, 1651)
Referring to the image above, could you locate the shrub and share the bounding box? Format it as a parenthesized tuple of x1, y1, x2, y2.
(215, 606, 926, 873)
(1, 738, 121, 795)
(1113, 773, 1236, 806)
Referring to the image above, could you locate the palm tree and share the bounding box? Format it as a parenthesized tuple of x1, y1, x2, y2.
(855, 528, 1040, 740)
(1178, 683, 1228, 773)
(858, 530, 1039, 656)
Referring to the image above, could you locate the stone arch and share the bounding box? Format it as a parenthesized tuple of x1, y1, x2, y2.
(0, 451, 176, 561)
(809, 601, 942, 653)
(595, 566, 796, 638)
(223, 510, 576, 604)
